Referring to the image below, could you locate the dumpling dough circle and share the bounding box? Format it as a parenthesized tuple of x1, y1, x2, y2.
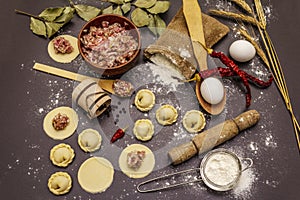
(78, 129, 102, 152)
(43, 106, 79, 140)
(47, 35, 80, 63)
(77, 157, 114, 194)
(156, 104, 178, 125)
(134, 89, 155, 111)
(50, 143, 75, 167)
(48, 171, 72, 195)
(119, 144, 155, 179)
(183, 110, 206, 133)
(133, 119, 154, 141)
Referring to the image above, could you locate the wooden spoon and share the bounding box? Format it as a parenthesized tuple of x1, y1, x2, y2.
(33, 63, 133, 97)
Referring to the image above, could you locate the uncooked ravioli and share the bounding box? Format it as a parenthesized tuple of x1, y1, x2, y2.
(77, 157, 114, 194)
(156, 104, 178, 125)
(43, 106, 78, 140)
(50, 143, 75, 167)
(47, 35, 79, 63)
(119, 144, 155, 179)
(134, 89, 155, 111)
(78, 129, 102, 152)
(182, 110, 206, 133)
(48, 171, 72, 195)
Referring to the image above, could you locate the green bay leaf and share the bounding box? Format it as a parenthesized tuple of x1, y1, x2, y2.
(74, 4, 101, 21)
(121, 3, 131, 15)
(134, 0, 157, 9)
(102, 5, 114, 14)
(113, 6, 123, 16)
(147, 14, 157, 36)
(154, 14, 166, 35)
(30, 17, 47, 37)
(105, 0, 124, 4)
(45, 22, 64, 38)
(131, 8, 151, 27)
(54, 7, 75, 24)
(147, 1, 170, 14)
(39, 7, 64, 22)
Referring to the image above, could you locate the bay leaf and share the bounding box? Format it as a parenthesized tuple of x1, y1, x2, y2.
(124, 0, 132, 2)
(134, 0, 157, 9)
(121, 3, 131, 15)
(113, 6, 123, 16)
(105, 0, 124, 4)
(54, 7, 75, 24)
(74, 4, 101, 21)
(30, 17, 47, 37)
(147, 1, 170, 14)
(102, 5, 114, 14)
(154, 14, 166, 35)
(131, 8, 151, 27)
(45, 22, 64, 38)
(147, 14, 157, 36)
(39, 7, 64, 22)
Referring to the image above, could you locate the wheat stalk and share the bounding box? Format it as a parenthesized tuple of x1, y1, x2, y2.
(229, 0, 253, 14)
(254, 0, 300, 150)
(209, 9, 263, 28)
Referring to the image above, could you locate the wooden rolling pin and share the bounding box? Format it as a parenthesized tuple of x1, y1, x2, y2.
(168, 110, 260, 165)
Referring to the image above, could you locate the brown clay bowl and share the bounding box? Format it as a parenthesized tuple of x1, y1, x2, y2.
(78, 14, 141, 76)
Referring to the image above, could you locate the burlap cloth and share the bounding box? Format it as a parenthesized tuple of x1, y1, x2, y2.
(144, 8, 229, 79)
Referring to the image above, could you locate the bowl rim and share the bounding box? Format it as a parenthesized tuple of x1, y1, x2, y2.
(78, 14, 141, 75)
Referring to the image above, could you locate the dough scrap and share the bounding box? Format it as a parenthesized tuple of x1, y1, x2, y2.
(183, 110, 206, 133)
(119, 144, 155, 179)
(78, 129, 102, 152)
(77, 157, 114, 194)
(156, 104, 178, 125)
(43, 106, 78, 140)
(50, 143, 75, 167)
(47, 35, 80, 63)
(133, 119, 154, 141)
(48, 171, 72, 195)
(134, 89, 155, 112)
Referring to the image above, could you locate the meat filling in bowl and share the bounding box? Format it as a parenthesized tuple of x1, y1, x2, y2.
(80, 21, 139, 68)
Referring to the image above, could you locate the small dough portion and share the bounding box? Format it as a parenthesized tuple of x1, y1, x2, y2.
(134, 89, 155, 112)
(48, 35, 80, 63)
(156, 104, 178, 125)
(133, 119, 154, 141)
(183, 110, 206, 133)
(119, 144, 155, 179)
(48, 171, 72, 195)
(78, 129, 102, 152)
(78, 157, 114, 194)
(50, 143, 75, 167)
(43, 107, 79, 140)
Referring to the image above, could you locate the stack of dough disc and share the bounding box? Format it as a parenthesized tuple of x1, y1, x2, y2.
(72, 79, 111, 119)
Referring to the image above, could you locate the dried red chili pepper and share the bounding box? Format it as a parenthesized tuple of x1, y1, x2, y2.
(196, 49, 273, 107)
(111, 127, 127, 143)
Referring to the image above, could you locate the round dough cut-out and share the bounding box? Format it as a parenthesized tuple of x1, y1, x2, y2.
(134, 89, 155, 112)
(119, 144, 155, 179)
(183, 110, 206, 133)
(78, 129, 102, 152)
(133, 119, 154, 141)
(48, 35, 80, 63)
(50, 143, 75, 167)
(48, 171, 72, 195)
(77, 157, 114, 194)
(156, 104, 178, 125)
(43, 106, 79, 140)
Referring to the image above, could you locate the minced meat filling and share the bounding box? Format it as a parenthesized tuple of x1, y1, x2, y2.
(52, 113, 70, 130)
(127, 150, 146, 170)
(52, 36, 74, 54)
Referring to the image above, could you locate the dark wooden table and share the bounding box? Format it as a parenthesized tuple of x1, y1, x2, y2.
(1, 0, 299, 200)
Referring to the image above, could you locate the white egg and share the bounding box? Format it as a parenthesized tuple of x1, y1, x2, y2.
(200, 77, 224, 105)
(229, 40, 256, 62)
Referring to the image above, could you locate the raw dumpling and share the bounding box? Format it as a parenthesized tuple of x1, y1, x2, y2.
(134, 89, 155, 111)
(48, 172, 72, 195)
(50, 143, 75, 167)
(183, 110, 206, 133)
(78, 129, 102, 152)
(156, 104, 178, 125)
(119, 144, 155, 179)
(133, 119, 154, 141)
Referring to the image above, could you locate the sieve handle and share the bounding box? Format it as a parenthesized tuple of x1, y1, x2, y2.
(240, 157, 253, 172)
(137, 168, 202, 193)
